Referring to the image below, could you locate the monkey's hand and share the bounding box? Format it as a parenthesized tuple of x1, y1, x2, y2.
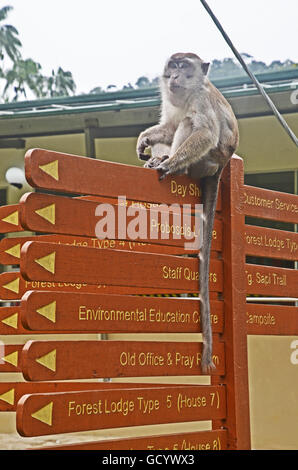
(144, 155, 169, 169)
(136, 134, 152, 161)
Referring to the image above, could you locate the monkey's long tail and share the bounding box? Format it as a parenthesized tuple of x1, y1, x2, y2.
(199, 170, 222, 373)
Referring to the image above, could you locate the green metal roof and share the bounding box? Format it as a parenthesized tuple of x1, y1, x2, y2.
(0, 68, 297, 120)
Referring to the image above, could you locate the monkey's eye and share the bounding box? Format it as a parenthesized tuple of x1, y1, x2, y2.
(178, 62, 189, 69)
(168, 61, 177, 69)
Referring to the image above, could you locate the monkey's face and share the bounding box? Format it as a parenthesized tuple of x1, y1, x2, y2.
(162, 53, 209, 97)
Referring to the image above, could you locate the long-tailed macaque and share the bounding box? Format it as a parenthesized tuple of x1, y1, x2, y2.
(136, 52, 239, 372)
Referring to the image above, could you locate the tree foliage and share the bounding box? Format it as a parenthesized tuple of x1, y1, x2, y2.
(93, 55, 297, 94)
(0, 5, 21, 64)
(208, 54, 297, 79)
(0, 5, 76, 101)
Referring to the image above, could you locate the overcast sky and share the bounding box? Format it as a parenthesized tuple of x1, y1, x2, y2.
(7, 0, 298, 94)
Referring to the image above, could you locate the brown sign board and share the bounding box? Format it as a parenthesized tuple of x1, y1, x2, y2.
(0, 306, 26, 335)
(0, 198, 125, 236)
(244, 225, 298, 261)
(246, 303, 298, 335)
(5, 382, 196, 413)
(0, 345, 23, 372)
(0, 303, 81, 336)
(21, 290, 224, 334)
(16, 384, 226, 436)
(0, 271, 197, 300)
(0, 381, 177, 412)
(21, 340, 225, 381)
(24, 148, 222, 210)
(19, 192, 222, 251)
(39, 429, 228, 450)
(0, 271, 107, 300)
(243, 185, 298, 224)
(20, 241, 223, 292)
(245, 263, 298, 296)
(0, 204, 23, 233)
(0, 234, 199, 266)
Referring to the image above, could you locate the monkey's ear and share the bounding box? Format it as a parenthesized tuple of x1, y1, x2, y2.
(201, 62, 210, 75)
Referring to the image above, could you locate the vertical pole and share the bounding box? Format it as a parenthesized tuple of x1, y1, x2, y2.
(84, 119, 98, 158)
(220, 155, 251, 449)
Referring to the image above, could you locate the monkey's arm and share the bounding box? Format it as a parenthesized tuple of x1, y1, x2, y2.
(156, 126, 218, 179)
(136, 124, 175, 161)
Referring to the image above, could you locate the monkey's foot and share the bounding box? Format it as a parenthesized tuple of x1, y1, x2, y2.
(144, 155, 169, 169)
(156, 158, 185, 180)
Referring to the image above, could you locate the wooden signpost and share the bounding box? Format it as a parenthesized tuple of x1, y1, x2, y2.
(243, 185, 298, 224)
(19, 241, 223, 292)
(20, 291, 224, 333)
(19, 191, 213, 249)
(246, 303, 298, 335)
(0, 344, 23, 372)
(16, 385, 226, 436)
(0, 234, 194, 264)
(21, 339, 225, 381)
(0, 271, 195, 300)
(0, 147, 296, 450)
(24, 148, 206, 205)
(245, 264, 298, 296)
(41, 429, 228, 451)
(0, 204, 23, 233)
(244, 225, 298, 261)
(0, 381, 188, 412)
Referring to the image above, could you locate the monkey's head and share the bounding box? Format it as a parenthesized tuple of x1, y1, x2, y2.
(161, 53, 210, 100)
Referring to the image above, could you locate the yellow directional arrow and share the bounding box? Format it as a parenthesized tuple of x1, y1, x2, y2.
(36, 301, 56, 323)
(1, 312, 18, 329)
(2, 350, 18, 367)
(35, 349, 56, 372)
(4, 243, 21, 259)
(0, 388, 15, 405)
(35, 251, 56, 274)
(35, 203, 55, 225)
(39, 160, 59, 181)
(31, 401, 53, 426)
(3, 277, 20, 294)
(1, 210, 19, 226)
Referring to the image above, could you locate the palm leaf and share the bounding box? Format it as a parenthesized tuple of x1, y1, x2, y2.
(0, 6, 13, 22)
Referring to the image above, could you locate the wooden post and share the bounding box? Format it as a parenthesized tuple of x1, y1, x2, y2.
(84, 119, 98, 158)
(220, 156, 251, 449)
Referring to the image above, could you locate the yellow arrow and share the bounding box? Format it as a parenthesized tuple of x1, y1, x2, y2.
(39, 160, 59, 181)
(35, 349, 56, 372)
(31, 401, 53, 426)
(2, 277, 20, 294)
(1, 312, 18, 329)
(2, 350, 18, 367)
(36, 301, 56, 323)
(0, 388, 15, 405)
(35, 251, 56, 274)
(1, 210, 19, 226)
(4, 243, 21, 259)
(35, 204, 55, 225)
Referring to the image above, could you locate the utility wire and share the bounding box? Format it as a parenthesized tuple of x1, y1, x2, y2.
(200, 0, 298, 148)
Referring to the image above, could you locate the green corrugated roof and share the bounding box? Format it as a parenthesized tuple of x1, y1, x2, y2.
(0, 68, 297, 119)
